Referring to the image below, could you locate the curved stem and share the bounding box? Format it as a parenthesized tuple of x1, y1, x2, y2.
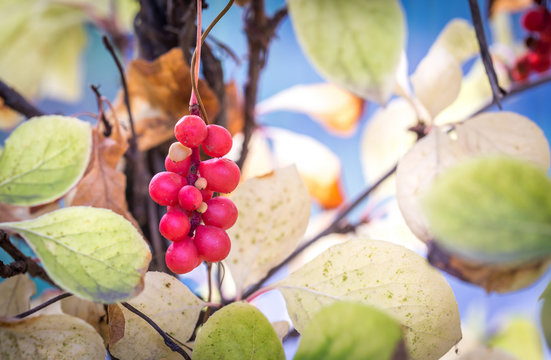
(15, 293, 72, 318)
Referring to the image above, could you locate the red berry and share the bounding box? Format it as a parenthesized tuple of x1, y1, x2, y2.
(198, 158, 241, 193)
(202, 197, 238, 230)
(522, 8, 546, 32)
(178, 185, 203, 211)
(534, 39, 551, 55)
(528, 52, 551, 72)
(174, 115, 207, 148)
(159, 208, 191, 242)
(164, 154, 191, 176)
(194, 225, 231, 262)
(200, 189, 214, 202)
(201, 125, 233, 157)
(149, 172, 185, 206)
(165, 238, 202, 274)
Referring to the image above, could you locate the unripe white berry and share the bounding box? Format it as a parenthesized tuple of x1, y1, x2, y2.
(169, 142, 192, 162)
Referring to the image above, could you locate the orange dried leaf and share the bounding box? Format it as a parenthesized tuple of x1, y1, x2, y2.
(489, 0, 533, 16)
(111, 48, 220, 150)
(0, 99, 23, 131)
(66, 117, 138, 228)
(256, 83, 365, 136)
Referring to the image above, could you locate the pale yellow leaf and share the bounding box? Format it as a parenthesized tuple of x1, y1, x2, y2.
(269, 127, 345, 209)
(411, 47, 462, 121)
(0, 274, 36, 317)
(272, 321, 290, 342)
(277, 239, 461, 360)
(256, 83, 364, 136)
(458, 347, 518, 360)
(0, 314, 105, 359)
(109, 271, 206, 360)
(226, 166, 310, 295)
(434, 58, 511, 126)
(431, 19, 479, 63)
(397, 112, 549, 243)
(361, 98, 418, 201)
(226, 131, 274, 181)
(61, 296, 106, 335)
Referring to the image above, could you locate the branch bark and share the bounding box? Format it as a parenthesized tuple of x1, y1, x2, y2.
(236, 4, 288, 168)
(0, 79, 44, 118)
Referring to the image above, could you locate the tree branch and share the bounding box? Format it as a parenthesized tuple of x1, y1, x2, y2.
(241, 164, 397, 299)
(236, 4, 288, 168)
(0, 230, 56, 286)
(121, 302, 192, 359)
(468, 0, 504, 108)
(15, 293, 72, 318)
(0, 79, 44, 118)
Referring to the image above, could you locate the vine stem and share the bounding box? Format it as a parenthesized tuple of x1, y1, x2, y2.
(245, 285, 275, 303)
(0, 79, 44, 118)
(189, 0, 202, 108)
(15, 293, 72, 318)
(121, 302, 192, 359)
(241, 164, 398, 299)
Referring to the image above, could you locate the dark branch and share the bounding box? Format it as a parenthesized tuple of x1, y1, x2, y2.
(0, 260, 29, 278)
(0, 230, 56, 286)
(242, 164, 397, 299)
(0, 79, 44, 118)
(102, 35, 137, 151)
(468, 0, 504, 109)
(236, 4, 288, 168)
(90, 85, 112, 137)
(121, 302, 192, 359)
(15, 293, 72, 318)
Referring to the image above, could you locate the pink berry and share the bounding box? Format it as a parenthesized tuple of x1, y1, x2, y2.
(201, 125, 233, 157)
(198, 158, 241, 193)
(165, 238, 202, 274)
(194, 225, 231, 262)
(178, 185, 203, 211)
(202, 197, 238, 230)
(522, 8, 546, 32)
(164, 154, 191, 176)
(149, 172, 185, 206)
(174, 115, 207, 148)
(200, 189, 214, 202)
(159, 208, 191, 242)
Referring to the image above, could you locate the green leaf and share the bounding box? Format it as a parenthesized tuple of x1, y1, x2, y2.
(277, 239, 461, 360)
(0, 115, 91, 206)
(0, 314, 105, 359)
(488, 318, 543, 360)
(0, 206, 151, 303)
(226, 166, 310, 294)
(422, 156, 551, 264)
(295, 301, 404, 360)
(109, 272, 206, 360)
(193, 302, 285, 360)
(287, 0, 406, 104)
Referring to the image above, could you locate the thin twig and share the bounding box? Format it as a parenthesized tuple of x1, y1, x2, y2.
(468, 0, 504, 109)
(241, 164, 397, 299)
(90, 85, 112, 137)
(0, 231, 56, 286)
(121, 302, 192, 359)
(0, 79, 44, 118)
(102, 35, 137, 151)
(236, 4, 288, 168)
(15, 293, 72, 318)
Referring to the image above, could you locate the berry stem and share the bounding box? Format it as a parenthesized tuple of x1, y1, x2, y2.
(189, 0, 202, 108)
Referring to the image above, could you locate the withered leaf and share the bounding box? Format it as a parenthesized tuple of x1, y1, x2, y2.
(107, 304, 125, 347)
(66, 115, 138, 228)
(489, 0, 533, 16)
(428, 242, 551, 293)
(111, 48, 220, 150)
(225, 81, 244, 136)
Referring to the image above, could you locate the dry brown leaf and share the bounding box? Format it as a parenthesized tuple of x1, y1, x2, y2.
(107, 304, 125, 347)
(428, 243, 551, 293)
(60, 296, 106, 336)
(66, 116, 138, 228)
(256, 83, 365, 136)
(111, 48, 220, 150)
(489, 0, 533, 16)
(226, 81, 244, 135)
(0, 203, 29, 222)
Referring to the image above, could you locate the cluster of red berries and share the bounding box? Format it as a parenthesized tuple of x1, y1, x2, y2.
(148, 114, 240, 274)
(512, 3, 551, 81)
